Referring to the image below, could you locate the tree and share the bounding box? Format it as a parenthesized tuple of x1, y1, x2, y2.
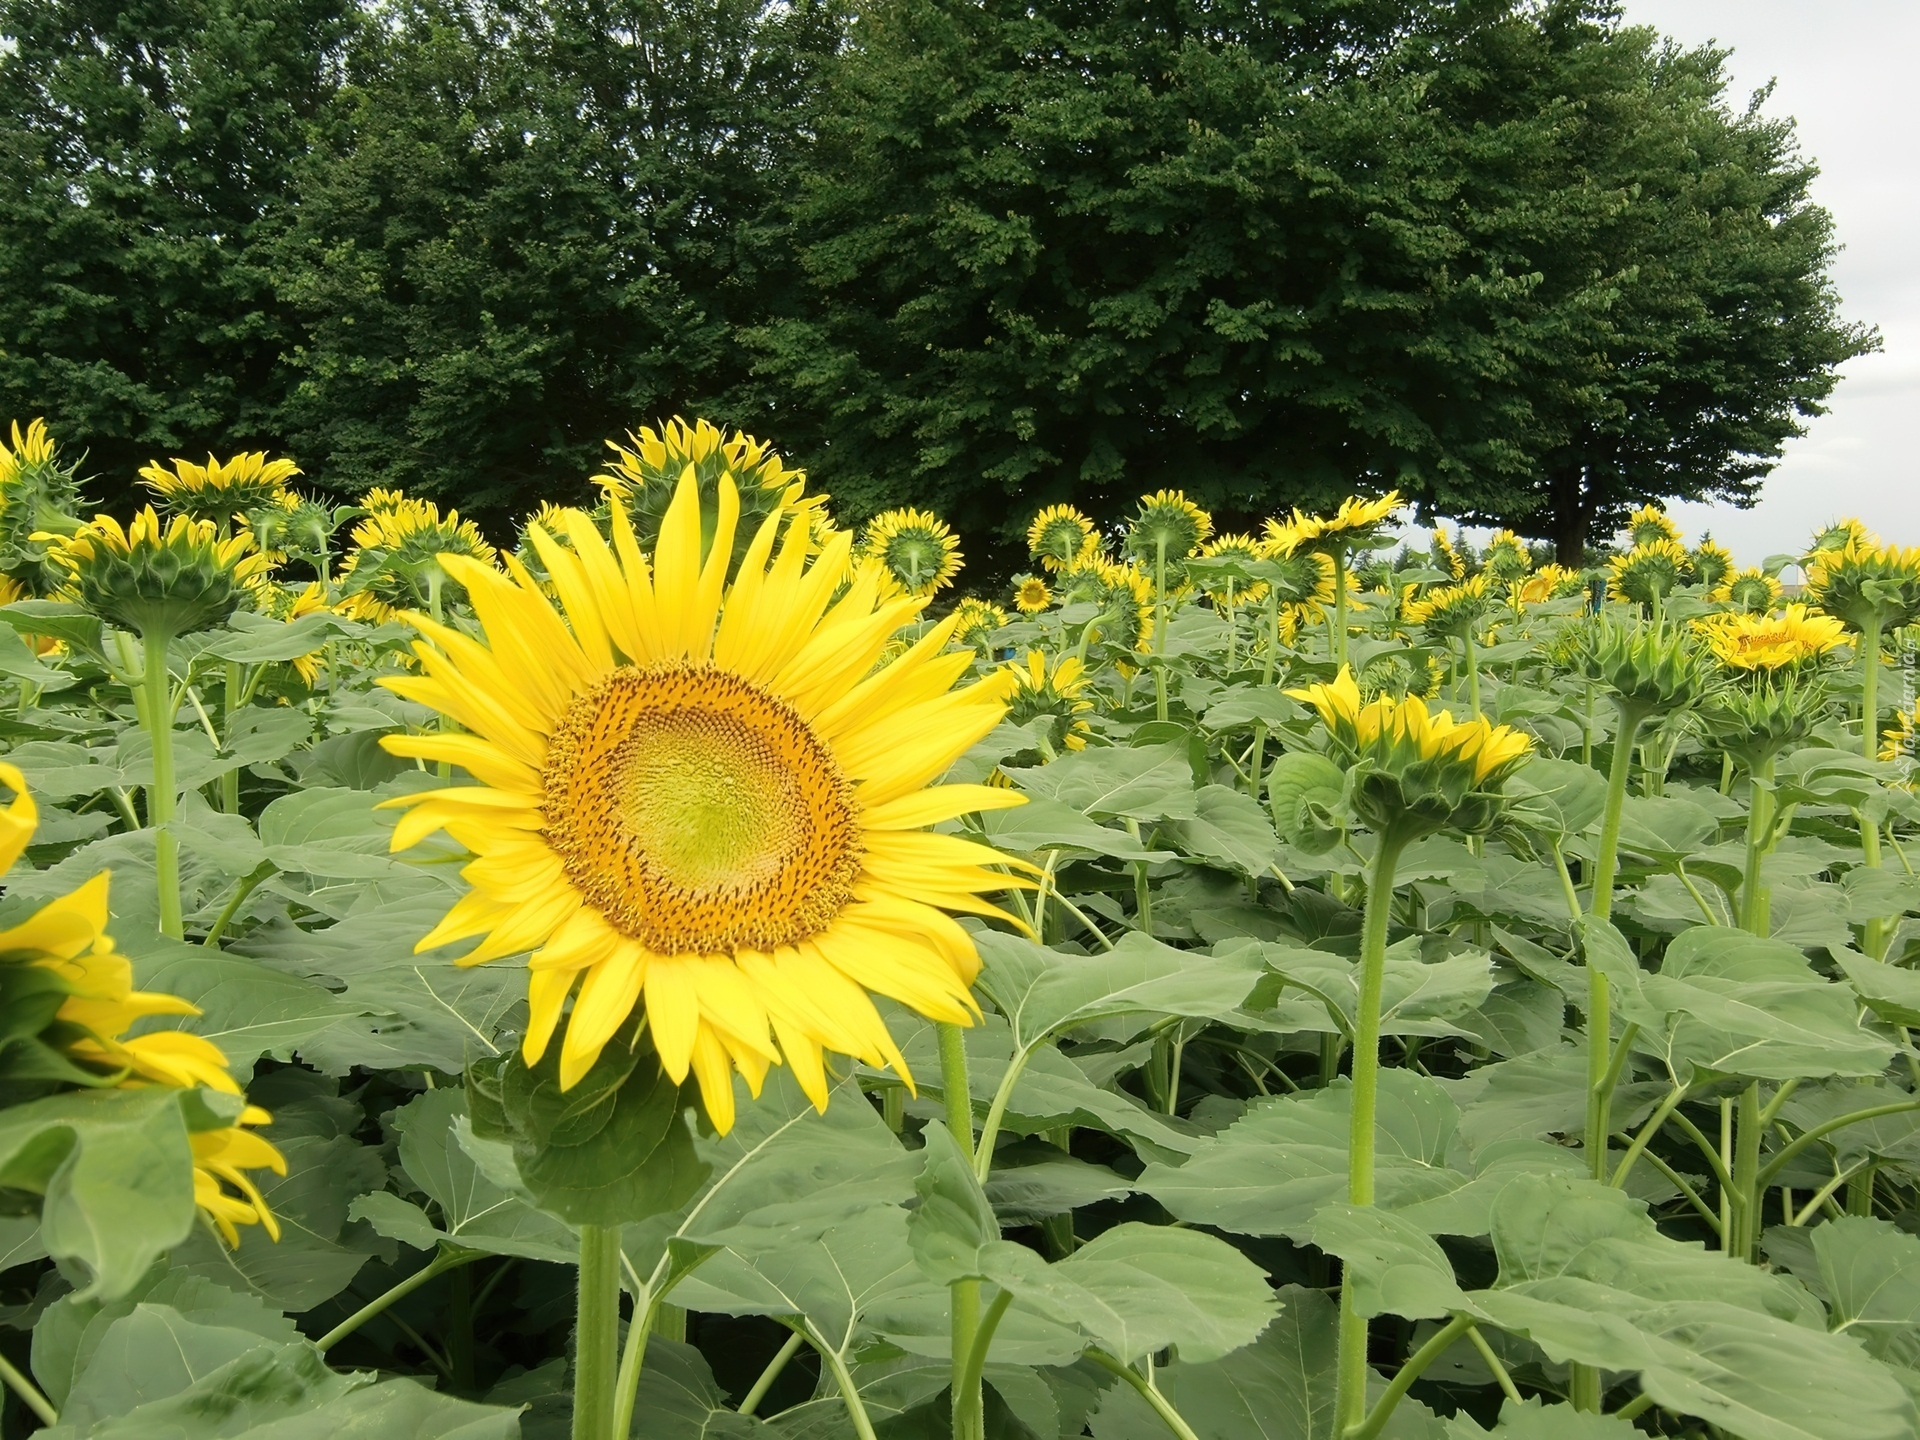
(0, 0, 355, 509)
(268, 0, 841, 524)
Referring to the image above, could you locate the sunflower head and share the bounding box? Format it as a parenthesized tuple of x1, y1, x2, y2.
(950, 597, 1008, 654)
(1808, 517, 1876, 558)
(1514, 564, 1583, 608)
(1696, 604, 1848, 674)
(1607, 539, 1689, 607)
(1403, 572, 1493, 643)
(1012, 574, 1052, 615)
(1285, 666, 1533, 838)
(336, 494, 499, 623)
(861, 509, 963, 598)
(1701, 673, 1831, 768)
(1193, 534, 1269, 607)
(45, 507, 269, 639)
(1085, 559, 1155, 650)
(0, 418, 86, 595)
(1272, 492, 1402, 560)
(0, 765, 285, 1244)
(1805, 539, 1920, 634)
(374, 469, 1032, 1133)
(1124, 490, 1212, 564)
(1026, 505, 1096, 573)
(596, 417, 821, 574)
(140, 452, 301, 525)
(1689, 538, 1734, 591)
(1358, 650, 1443, 702)
(1429, 527, 1466, 580)
(1624, 503, 1682, 549)
(1565, 612, 1710, 721)
(1480, 529, 1531, 583)
(1882, 705, 1919, 765)
(1003, 650, 1094, 753)
(1711, 567, 1782, 615)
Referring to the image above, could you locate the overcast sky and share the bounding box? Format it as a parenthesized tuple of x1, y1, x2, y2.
(1611, 0, 1920, 562)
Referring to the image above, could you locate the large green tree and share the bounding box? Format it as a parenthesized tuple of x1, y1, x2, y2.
(269, 0, 841, 521)
(0, 0, 354, 507)
(748, 0, 1870, 567)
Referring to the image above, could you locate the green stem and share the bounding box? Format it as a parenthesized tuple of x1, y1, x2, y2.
(221, 660, 243, 813)
(937, 1022, 981, 1440)
(609, 1286, 654, 1440)
(792, 1321, 881, 1440)
(1332, 551, 1349, 668)
(1348, 1314, 1472, 1440)
(1590, 709, 1644, 919)
(573, 1224, 623, 1440)
(1466, 1324, 1522, 1407)
(316, 1247, 477, 1352)
(1862, 615, 1884, 761)
(1551, 841, 1581, 923)
(1153, 538, 1169, 722)
(143, 630, 184, 938)
(955, 1288, 1015, 1429)
(204, 861, 277, 949)
(1741, 757, 1776, 936)
(739, 1331, 805, 1418)
(974, 1045, 1035, 1185)
(1463, 631, 1481, 719)
(0, 1349, 57, 1427)
(1083, 1350, 1203, 1440)
(1334, 827, 1412, 1435)
(1755, 1102, 1920, 1192)
(1729, 1081, 1762, 1262)
(1610, 1082, 1688, 1189)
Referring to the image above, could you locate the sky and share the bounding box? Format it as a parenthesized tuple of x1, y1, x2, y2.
(1615, 0, 1919, 563)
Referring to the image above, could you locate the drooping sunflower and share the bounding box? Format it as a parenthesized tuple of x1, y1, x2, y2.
(1404, 572, 1493, 643)
(0, 766, 285, 1244)
(1012, 574, 1052, 615)
(1711, 567, 1782, 615)
(1689, 538, 1734, 591)
(950, 597, 1008, 654)
(1479, 529, 1531, 584)
(336, 494, 499, 623)
(1696, 604, 1848, 673)
(376, 471, 1030, 1130)
(0, 418, 85, 594)
(1027, 505, 1096, 573)
(46, 508, 271, 640)
(1429, 526, 1466, 580)
(861, 508, 963, 598)
(1260, 548, 1338, 610)
(1124, 491, 1212, 566)
(1626, 504, 1682, 549)
(1003, 650, 1094, 754)
(597, 417, 825, 574)
(141, 453, 302, 526)
(1607, 539, 1689, 608)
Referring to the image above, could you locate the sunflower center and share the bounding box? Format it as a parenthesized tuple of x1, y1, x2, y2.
(541, 667, 862, 954)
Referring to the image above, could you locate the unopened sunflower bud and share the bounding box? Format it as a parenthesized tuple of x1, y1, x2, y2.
(1565, 613, 1710, 723)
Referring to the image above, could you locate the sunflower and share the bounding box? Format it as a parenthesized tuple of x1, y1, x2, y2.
(256, 579, 338, 685)
(0, 765, 285, 1244)
(1689, 538, 1734, 591)
(1195, 534, 1269, 607)
(375, 471, 1031, 1131)
(1808, 518, 1876, 558)
(1514, 564, 1583, 608)
(596, 417, 825, 574)
(861, 509, 963, 598)
(1003, 650, 1094, 753)
(1012, 574, 1052, 615)
(1607, 539, 1689, 608)
(141, 453, 301, 526)
(950, 597, 1008, 654)
(0, 419, 85, 595)
(1268, 492, 1402, 557)
(1480, 529, 1531, 583)
(1260, 548, 1338, 610)
(336, 495, 499, 623)
(1711, 567, 1782, 615)
(1403, 572, 1493, 643)
(1429, 526, 1466, 580)
(46, 508, 270, 640)
(1626, 504, 1682, 549)
(1027, 505, 1096, 573)
(1881, 706, 1919, 765)
(1696, 605, 1848, 672)
(1086, 559, 1155, 650)
(1124, 491, 1212, 565)
(1805, 539, 1920, 634)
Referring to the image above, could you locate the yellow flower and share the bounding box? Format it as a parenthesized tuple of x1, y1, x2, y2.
(1125, 490, 1212, 563)
(950, 597, 1008, 653)
(1091, 559, 1155, 650)
(1881, 705, 1918, 764)
(861, 508, 963, 598)
(1403, 572, 1493, 641)
(1012, 574, 1052, 614)
(596, 417, 825, 572)
(46, 508, 270, 639)
(1267, 492, 1401, 557)
(1027, 505, 1096, 573)
(140, 452, 302, 524)
(0, 419, 86, 596)
(1690, 538, 1734, 590)
(1481, 529, 1530, 582)
(1003, 650, 1094, 753)
(1195, 534, 1269, 606)
(0, 765, 284, 1244)
(1626, 504, 1682, 548)
(1711, 567, 1782, 615)
(1696, 604, 1848, 672)
(1806, 539, 1920, 634)
(374, 470, 1032, 1131)
(1430, 526, 1465, 580)
(1607, 539, 1688, 606)
(336, 495, 499, 623)
(1808, 517, 1876, 557)
(1514, 564, 1583, 607)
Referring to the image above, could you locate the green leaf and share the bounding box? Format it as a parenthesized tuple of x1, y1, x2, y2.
(0, 1087, 200, 1301)
(201, 610, 363, 662)
(1444, 1397, 1642, 1438)
(1501, 757, 1609, 838)
(627, 1335, 770, 1440)
(468, 1034, 708, 1228)
(1266, 749, 1346, 852)
(356, 1087, 579, 1263)
(1812, 1217, 1920, 1356)
(907, 1121, 1000, 1284)
(1253, 941, 1495, 1040)
(982, 1140, 1131, 1224)
(1308, 1204, 1467, 1320)
(121, 928, 356, 1063)
(1167, 784, 1279, 875)
(1006, 742, 1202, 823)
(256, 785, 414, 879)
(1835, 950, 1920, 1027)
(976, 797, 1174, 862)
(1199, 685, 1298, 731)
(0, 601, 103, 659)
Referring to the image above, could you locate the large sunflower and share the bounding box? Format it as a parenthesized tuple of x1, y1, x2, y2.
(378, 471, 1029, 1130)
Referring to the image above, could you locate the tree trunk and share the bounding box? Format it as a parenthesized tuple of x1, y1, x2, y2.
(1550, 465, 1587, 565)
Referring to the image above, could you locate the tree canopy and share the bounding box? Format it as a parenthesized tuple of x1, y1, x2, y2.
(0, 0, 1874, 561)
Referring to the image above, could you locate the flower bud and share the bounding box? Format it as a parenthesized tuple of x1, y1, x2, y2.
(45, 507, 268, 639)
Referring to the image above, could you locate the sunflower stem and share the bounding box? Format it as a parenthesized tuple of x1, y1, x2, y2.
(936, 1022, 982, 1440)
(221, 660, 243, 813)
(573, 1224, 623, 1440)
(142, 629, 184, 938)
(0, 1350, 57, 1427)
(1740, 756, 1776, 937)
(1331, 550, 1348, 668)
(1463, 630, 1482, 719)
(1152, 537, 1169, 722)
(1334, 825, 1412, 1436)
(738, 1331, 805, 1417)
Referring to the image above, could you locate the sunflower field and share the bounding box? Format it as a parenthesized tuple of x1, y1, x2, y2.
(3, 416, 1920, 1440)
